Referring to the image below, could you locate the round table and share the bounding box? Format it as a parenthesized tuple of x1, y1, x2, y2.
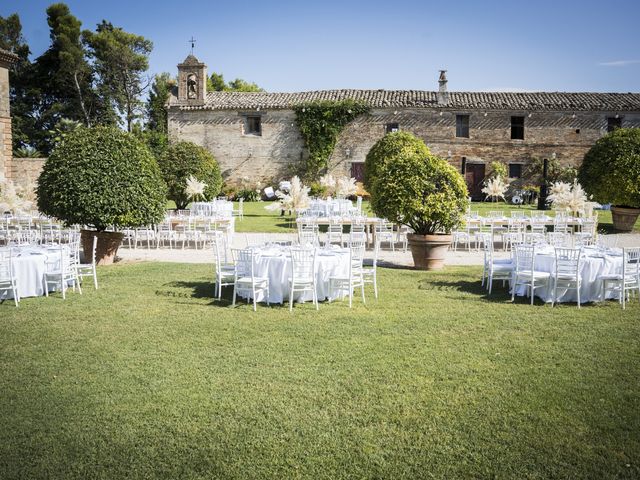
(513, 246, 624, 303)
(6, 246, 62, 298)
(239, 245, 351, 304)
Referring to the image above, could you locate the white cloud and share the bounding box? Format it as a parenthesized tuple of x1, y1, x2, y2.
(598, 60, 640, 67)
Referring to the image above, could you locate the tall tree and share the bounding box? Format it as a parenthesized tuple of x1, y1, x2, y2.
(27, 3, 102, 153)
(84, 21, 153, 132)
(146, 72, 175, 134)
(0, 13, 34, 150)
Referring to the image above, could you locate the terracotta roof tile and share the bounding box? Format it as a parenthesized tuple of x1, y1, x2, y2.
(168, 89, 640, 112)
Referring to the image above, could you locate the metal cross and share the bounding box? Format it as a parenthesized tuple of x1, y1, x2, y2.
(188, 37, 196, 55)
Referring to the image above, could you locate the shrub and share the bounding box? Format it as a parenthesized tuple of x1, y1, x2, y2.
(158, 141, 222, 209)
(367, 133, 468, 235)
(236, 188, 260, 202)
(36, 126, 167, 231)
(578, 128, 640, 208)
(308, 181, 328, 198)
(364, 131, 430, 189)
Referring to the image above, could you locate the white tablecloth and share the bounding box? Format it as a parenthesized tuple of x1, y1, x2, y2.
(5, 246, 62, 299)
(238, 245, 350, 304)
(513, 246, 624, 303)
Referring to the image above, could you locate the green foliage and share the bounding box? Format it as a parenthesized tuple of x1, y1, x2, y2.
(158, 142, 222, 209)
(578, 128, 640, 208)
(486, 161, 508, 180)
(0, 13, 34, 151)
(36, 126, 167, 231)
(294, 100, 370, 179)
(522, 157, 577, 185)
(236, 188, 260, 202)
(13, 146, 42, 158)
(207, 72, 264, 92)
(83, 21, 153, 132)
(308, 181, 328, 198)
(364, 131, 430, 189)
(146, 72, 175, 134)
(367, 132, 468, 235)
(48, 117, 81, 145)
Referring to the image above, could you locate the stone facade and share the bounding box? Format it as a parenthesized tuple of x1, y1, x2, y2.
(0, 48, 19, 181)
(167, 55, 640, 195)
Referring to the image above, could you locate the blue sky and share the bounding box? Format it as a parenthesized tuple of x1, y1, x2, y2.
(4, 0, 640, 93)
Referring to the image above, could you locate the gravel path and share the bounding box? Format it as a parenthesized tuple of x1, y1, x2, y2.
(115, 232, 640, 268)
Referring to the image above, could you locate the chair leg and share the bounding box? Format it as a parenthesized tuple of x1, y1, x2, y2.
(232, 284, 237, 307)
(289, 282, 294, 312)
(373, 273, 378, 299)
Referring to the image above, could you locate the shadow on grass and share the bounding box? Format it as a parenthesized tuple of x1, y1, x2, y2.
(420, 278, 557, 306)
(160, 281, 297, 310)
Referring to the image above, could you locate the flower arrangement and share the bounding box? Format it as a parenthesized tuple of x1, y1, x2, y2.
(265, 176, 310, 214)
(547, 180, 600, 217)
(319, 173, 357, 198)
(481, 175, 509, 202)
(184, 175, 207, 202)
(0, 177, 37, 214)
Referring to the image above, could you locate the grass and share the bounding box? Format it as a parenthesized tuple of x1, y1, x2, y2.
(1, 262, 639, 479)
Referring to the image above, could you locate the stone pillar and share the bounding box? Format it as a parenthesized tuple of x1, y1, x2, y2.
(0, 48, 19, 181)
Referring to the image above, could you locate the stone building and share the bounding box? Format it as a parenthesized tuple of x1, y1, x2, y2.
(167, 55, 640, 197)
(0, 47, 19, 181)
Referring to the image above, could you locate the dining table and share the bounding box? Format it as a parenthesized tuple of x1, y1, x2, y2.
(512, 245, 624, 303)
(3, 245, 63, 299)
(237, 244, 351, 304)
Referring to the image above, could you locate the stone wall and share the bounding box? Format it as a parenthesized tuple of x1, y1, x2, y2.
(11, 158, 46, 187)
(168, 109, 306, 185)
(168, 106, 640, 185)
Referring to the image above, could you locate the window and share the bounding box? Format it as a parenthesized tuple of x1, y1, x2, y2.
(245, 116, 262, 136)
(607, 117, 622, 132)
(511, 116, 525, 140)
(385, 123, 399, 133)
(456, 115, 469, 138)
(508, 163, 523, 179)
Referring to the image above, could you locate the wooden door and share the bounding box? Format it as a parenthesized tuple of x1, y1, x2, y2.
(465, 163, 486, 200)
(350, 163, 365, 183)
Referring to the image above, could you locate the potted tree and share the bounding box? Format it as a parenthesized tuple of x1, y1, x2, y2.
(365, 132, 468, 270)
(578, 128, 640, 232)
(37, 126, 167, 265)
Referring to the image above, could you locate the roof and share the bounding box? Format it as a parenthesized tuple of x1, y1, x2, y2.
(178, 54, 204, 66)
(168, 89, 640, 112)
(0, 48, 19, 66)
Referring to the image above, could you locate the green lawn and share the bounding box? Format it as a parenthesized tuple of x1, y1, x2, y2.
(1, 263, 638, 479)
(171, 200, 639, 234)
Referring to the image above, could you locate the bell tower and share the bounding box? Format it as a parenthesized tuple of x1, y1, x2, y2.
(177, 53, 207, 103)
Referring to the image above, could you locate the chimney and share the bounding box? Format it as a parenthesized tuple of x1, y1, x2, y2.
(437, 70, 449, 106)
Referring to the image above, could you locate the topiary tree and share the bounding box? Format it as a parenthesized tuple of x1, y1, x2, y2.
(578, 128, 640, 208)
(364, 131, 430, 189)
(367, 132, 468, 235)
(37, 125, 167, 232)
(158, 141, 222, 209)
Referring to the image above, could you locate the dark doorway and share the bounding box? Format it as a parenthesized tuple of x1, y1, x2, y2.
(465, 163, 486, 200)
(351, 163, 365, 183)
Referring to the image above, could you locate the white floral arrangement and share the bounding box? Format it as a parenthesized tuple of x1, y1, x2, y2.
(481, 175, 509, 202)
(184, 175, 207, 202)
(319, 173, 357, 198)
(547, 180, 600, 217)
(265, 176, 310, 213)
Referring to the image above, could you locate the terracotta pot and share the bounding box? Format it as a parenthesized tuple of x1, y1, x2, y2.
(80, 230, 125, 266)
(407, 233, 452, 270)
(610, 206, 640, 233)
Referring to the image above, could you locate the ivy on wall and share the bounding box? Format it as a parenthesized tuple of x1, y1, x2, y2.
(294, 100, 370, 180)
